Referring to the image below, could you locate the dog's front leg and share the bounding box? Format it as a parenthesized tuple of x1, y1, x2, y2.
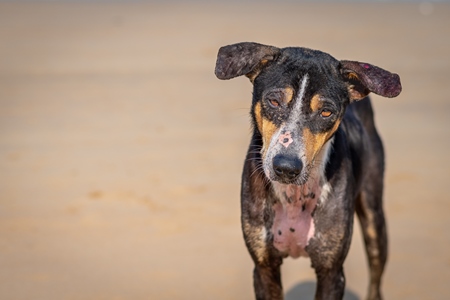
(313, 266, 346, 300)
(253, 258, 283, 300)
(242, 220, 283, 300)
(307, 194, 354, 300)
(241, 192, 283, 299)
(241, 155, 284, 299)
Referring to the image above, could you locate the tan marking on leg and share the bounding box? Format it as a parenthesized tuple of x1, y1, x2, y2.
(243, 221, 268, 264)
(254, 226, 268, 264)
(367, 225, 377, 240)
(310, 94, 322, 112)
(365, 209, 378, 240)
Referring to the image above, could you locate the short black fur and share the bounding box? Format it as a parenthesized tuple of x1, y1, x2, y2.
(215, 42, 401, 300)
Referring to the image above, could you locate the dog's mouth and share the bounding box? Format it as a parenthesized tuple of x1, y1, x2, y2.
(271, 175, 309, 186)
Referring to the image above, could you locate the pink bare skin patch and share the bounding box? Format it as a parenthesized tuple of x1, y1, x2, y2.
(278, 131, 293, 148)
(271, 183, 320, 258)
(361, 63, 370, 69)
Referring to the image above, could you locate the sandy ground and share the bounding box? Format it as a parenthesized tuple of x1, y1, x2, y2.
(0, 1, 449, 299)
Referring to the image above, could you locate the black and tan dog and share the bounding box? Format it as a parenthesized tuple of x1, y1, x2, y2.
(214, 42, 401, 300)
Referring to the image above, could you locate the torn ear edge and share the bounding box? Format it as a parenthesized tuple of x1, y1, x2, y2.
(342, 71, 370, 101)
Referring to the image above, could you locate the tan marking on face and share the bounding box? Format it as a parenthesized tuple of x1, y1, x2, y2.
(284, 87, 295, 104)
(302, 120, 341, 163)
(310, 94, 322, 112)
(254, 102, 263, 133)
(303, 129, 328, 163)
(261, 118, 278, 157)
(254, 102, 279, 158)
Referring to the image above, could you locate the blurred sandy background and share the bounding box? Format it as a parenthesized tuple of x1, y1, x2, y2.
(0, 1, 449, 299)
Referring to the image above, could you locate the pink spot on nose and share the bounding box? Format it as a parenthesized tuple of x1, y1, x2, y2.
(361, 63, 370, 69)
(278, 131, 293, 148)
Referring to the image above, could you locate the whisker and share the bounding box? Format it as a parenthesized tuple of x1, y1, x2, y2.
(245, 158, 262, 163)
(249, 165, 265, 178)
(263, 177, 272, 190)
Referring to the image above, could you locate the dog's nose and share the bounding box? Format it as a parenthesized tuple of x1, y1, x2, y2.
(273, 155, 302, 181)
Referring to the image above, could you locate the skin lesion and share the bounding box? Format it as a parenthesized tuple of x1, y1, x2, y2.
(278, 131, 293, 148)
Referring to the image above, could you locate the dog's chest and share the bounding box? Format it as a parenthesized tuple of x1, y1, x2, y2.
(271, 180, 324, 258)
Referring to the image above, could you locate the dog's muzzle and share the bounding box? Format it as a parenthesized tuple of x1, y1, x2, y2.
(272, 154, 303, 183)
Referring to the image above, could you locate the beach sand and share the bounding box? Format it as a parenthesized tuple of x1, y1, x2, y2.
(1, 1, 449, 299)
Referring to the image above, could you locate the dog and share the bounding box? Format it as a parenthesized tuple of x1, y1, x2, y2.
(214, 42, 401, 300)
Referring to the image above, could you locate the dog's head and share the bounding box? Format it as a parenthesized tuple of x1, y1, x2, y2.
(215, 42, 401, 185)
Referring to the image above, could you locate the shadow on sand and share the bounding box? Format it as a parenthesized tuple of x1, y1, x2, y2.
(285, 281, 360, 300)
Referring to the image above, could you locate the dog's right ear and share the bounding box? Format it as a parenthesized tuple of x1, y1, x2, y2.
(215, 42, 280, 82)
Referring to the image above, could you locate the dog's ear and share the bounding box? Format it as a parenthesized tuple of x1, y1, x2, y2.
(340, 60, 402, 101)
(215, 42, 280, 82)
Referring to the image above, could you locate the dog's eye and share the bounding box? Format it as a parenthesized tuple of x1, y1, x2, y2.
(268, 99, 280, 108)
(320, 110, 332, 118)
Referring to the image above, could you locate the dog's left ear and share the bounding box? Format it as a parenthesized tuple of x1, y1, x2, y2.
(340, 60, 402, 101)
(215, 42, 280, 82)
